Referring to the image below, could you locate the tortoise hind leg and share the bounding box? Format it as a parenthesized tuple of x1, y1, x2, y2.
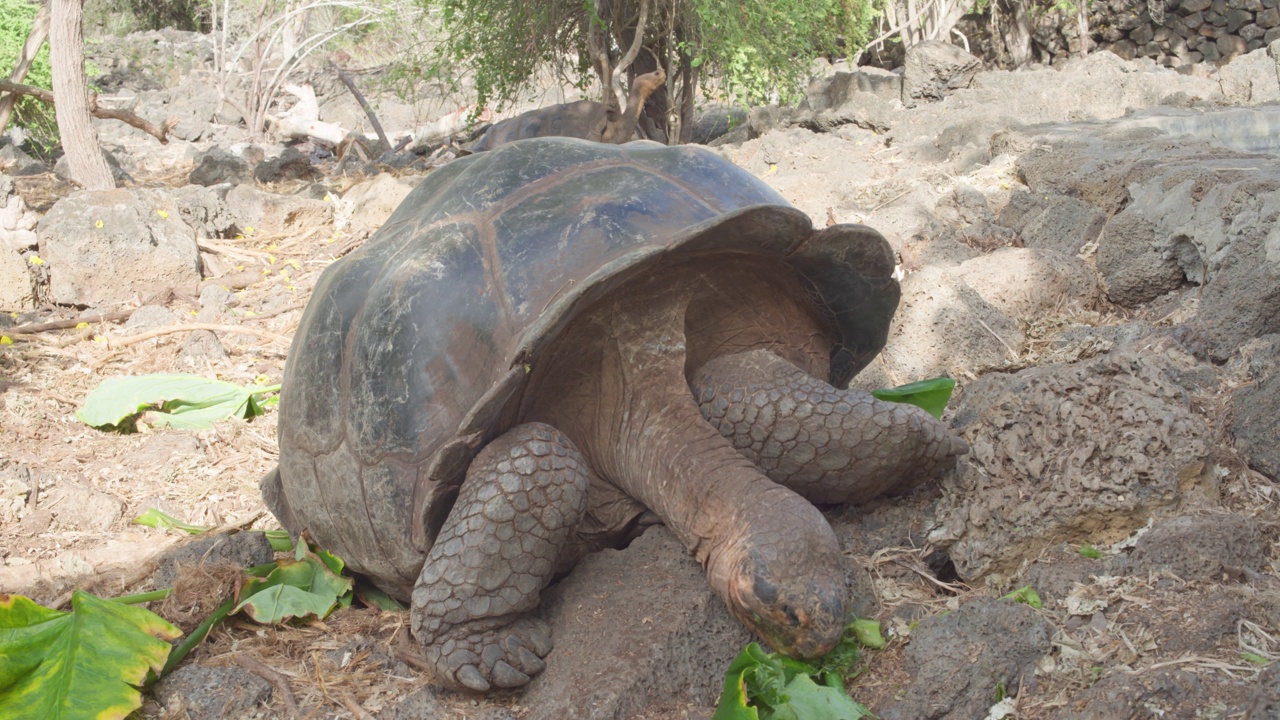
(691, 349, 968, 505)
(411, 422, 588, 692)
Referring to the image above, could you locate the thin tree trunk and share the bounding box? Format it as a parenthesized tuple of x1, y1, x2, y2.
(0, 1, 51, 136)
(50, 0, 112, 189)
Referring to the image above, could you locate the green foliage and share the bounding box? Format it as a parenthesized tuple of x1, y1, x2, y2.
(415, 0, 885, 119)
(682, 0, 846, 106)
(77, 374, 280, 432)
(0, 0, 56, 144)
(1000, 585, 1043, 609)
(0, 591, 182, 720)
(84, 0, 208, 32)
(712, 641, 876, 720)
(872, 377, 957, 419)
(1079, 544, 1103, 559)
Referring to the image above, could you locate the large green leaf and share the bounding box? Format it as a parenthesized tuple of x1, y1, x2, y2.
(0, 591, 181, 720)
(872, 377, 957, 419)
(770, 673, 874, 720)
(235, 554, 353, 624)
(77, 374, 280, 431)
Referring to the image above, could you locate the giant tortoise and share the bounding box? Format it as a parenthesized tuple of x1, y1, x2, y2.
(262, 137, 967, 692)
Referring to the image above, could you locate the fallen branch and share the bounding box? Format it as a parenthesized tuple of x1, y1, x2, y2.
(329, 61, 389, 155)
(235, 654, 300, 717)
(0, 78, 177, 144)
(243, 301, 305, 322)
(107, 322, 293, 349)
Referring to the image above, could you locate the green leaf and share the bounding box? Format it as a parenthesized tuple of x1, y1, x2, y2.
(78, 374, 279, 431)
(353, 580, 406, 612)
(133, 508, 293, 551)
(0, 591, 182, 720)
(1079, 545, 1103, 559)
(1240, 652, 1270, 666)
(849, 619, 886, 650)
(873, 377, 957, 419)
(713, 639, 875, 720)
(1000, 585, 1043, 609)
(713, 644, 767, 720)
(770, 672, 874, 720)
(234, 553, 353, 624)
(132, 508, 207, 535)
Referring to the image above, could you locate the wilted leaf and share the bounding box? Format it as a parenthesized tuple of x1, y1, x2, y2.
(78, 374, 280, 431)
(873, 377, 957, 419)
(0, 591, 181, 720)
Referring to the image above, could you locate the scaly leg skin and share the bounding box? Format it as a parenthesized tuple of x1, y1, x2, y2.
(410, 422, 589, 692)
(692, 349, 968, 505)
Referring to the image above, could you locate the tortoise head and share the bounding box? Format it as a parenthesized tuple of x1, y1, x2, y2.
(720, 517, 847, 659)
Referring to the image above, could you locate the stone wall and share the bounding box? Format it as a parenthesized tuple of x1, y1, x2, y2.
(952, 0, 1280, 70)
(1090, 0, 1280, 66)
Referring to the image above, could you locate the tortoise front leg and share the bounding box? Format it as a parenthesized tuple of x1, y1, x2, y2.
(691, 350, 968, 505)
(411, 422, 588, 692)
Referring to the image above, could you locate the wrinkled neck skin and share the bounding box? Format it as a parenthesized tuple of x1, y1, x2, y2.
(524, 263, 847, 658)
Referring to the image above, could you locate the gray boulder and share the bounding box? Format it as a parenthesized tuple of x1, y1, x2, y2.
(1234, 369, 1280, 479)
(522, 527, 749, 720)
(932, 350, 1213, 579)
(189, 148, 250, 186)
(253, 147, 320, 184)
(1217, 46, 1280, 104)
(901, 40, 983, 107)
(36, 188, 202, 306)
(1018, 194, 1108, 256)
(881, 597, 1051, 720)
(153, 664, 271, 720)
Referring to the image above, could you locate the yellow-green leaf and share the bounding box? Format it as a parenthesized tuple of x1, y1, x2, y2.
(0, 591, 181, 720)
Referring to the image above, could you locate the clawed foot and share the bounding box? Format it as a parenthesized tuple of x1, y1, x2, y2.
(425, 617, 553, 692)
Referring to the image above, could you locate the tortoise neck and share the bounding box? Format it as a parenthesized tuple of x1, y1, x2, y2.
(522, 274, 834, 586)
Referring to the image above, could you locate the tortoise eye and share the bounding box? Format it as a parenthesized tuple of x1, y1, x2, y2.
(782, 604, 800, 626)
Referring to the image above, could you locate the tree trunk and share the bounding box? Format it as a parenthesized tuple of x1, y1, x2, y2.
(0, 1, 51, 136)
(999, 0, 1035, 67)
(50, 0, 112, 189)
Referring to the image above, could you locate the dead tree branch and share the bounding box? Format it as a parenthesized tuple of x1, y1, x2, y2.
(0, 79, 176, 143)
(329, 61, 389, 155)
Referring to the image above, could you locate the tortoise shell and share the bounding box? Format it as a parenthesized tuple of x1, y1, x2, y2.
(272, 138, 899, 595)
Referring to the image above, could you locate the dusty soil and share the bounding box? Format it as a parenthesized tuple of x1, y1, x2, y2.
(2, 38, 1279, 720)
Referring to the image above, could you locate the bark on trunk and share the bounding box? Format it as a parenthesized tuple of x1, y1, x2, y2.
(0, 1, 50, 135)
(50, 0, 113, 189)
(999, 0, 1035, 67)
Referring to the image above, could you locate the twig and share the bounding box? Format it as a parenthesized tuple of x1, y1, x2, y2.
(972, 314, 1020, 360)
(336, 692, 372, 720)
(107, 323, 292, 349)
(243, 301, 305, 322)
(0, 78, 176, 144)
(198, 240, 274, 264)
(329, 61, 390, 155)
(235, 653, 300, 718)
